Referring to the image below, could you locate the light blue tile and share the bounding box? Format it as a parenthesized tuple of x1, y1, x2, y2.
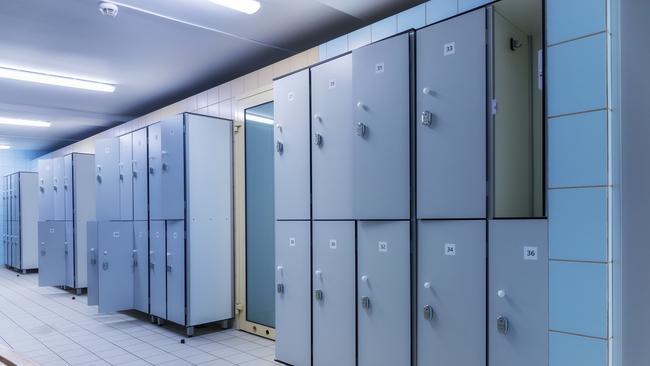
(348, 26, 371, 51)
(547, 34, 607, 116)
(548, 110, 607, 187)
(550, 261, 608, 338)
(549, 187, 607, 262)
(326, 35, 348, 59)
(550, 332, 607, 366)
(318, 43, 328, 61)
(371, 15, 397, 42)
(459, 0, 492, 12)
(397, 4, 426, 32)
(426, 0, 458, 24)
(547, 0, 606, 45)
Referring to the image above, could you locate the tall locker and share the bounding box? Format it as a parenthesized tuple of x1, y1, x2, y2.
(71, 153, 95, 290)
(13, 172, 38, 271)
(64, 221, 74, 288)
(95, 139, 120, 221)
(416, 9, 487, 219)
(352, 32, 412, 220)
(149, 220, 166, 319)
(119, 134, 134, 220)
(148, 123, 163, 220)
(489, 220, 548, 366)
(133, 221, 149, 313)
(87, 222, 98, 306)
(98, 221, 134, 313)
(38, 159, 54, 221)
(38, 221, 66, 286)
(166, 220, 185, 325)
(160, 117, 185, 220)
(64, 155, 74, 221)
(52, 157, 65, 220)
(132, 128, 148, 221)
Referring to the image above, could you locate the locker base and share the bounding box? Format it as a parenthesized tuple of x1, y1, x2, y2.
(156, 317, 166, 326)
(186, 327, 194, 337)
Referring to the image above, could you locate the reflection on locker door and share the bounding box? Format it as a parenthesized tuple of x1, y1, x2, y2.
(64, 155, 74, 221)
(38, 159, 54, 221)
(161, 117, 185, 220)
(416, 9, 487, 219)
(52, 157, 65, 220)
(148, 123, 163, 220)
(95, 139, 120, 221)
(132, 129, 148, 221)
(64, 221, 75, 288)
(275, 221, 311, 366)
(149, 220, 166, 319)
(133, 221, 149, 313)
(119, 134, 134, 220)
(417, 220, 486, 366)
(352, 33, 412, 220)
(489, 220, 548, 366)
(311, 55, 354, 220)
(312, 221, 355, 366)
(166, 220, 185, 325)
(274, 70, 311, 220)
(38, 222, 66, 287)
(98, 222, 134, 313)
(357, 221, 410, 366)
(87, 222, 99, 306)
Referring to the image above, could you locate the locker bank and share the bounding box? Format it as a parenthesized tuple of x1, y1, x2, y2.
(0, 0, 646, 365)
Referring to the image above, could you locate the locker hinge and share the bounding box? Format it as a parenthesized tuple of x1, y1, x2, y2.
(491, 99, 498, 115)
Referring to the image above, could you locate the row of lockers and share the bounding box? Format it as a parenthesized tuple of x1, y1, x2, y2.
(2, 172, 38, 271)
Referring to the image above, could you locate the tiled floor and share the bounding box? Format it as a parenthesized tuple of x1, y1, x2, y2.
(0, 268, 278, 365)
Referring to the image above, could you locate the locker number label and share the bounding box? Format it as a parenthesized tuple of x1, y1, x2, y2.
(524, 246, 538, 260)
(287, 92, 295, 102)
(49, 228, 55, 233)
(113, 231, 120, 238)
(328, 80, 336, 89)
(444, 42, 456, 56)
(375, 62, 385, 74)
(444, 243, 456, 256)
(172, 232, 178, 239)
(289, 237, 296, 247)
(378, 241, 388, 253)
(329, 239, 337, 250)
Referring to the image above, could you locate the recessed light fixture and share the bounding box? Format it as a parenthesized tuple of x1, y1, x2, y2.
(0, 67, 115, 93)
(208, 0, 260, 14)
(0, 145, 11, 150)
(0, 117, 51, 128)
(246, 114, 274, 125)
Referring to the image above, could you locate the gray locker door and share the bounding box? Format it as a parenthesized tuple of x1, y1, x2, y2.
(311, 55, 354, 220)
(274, 70, 311, 220)
(52, 157, 65, 220)
(358, 220, 410, 366)
(352, 33, 412, 220)
(132, 128, 148, 221)
(149, 220, 166, 318)
(161, 117, 185, 220)
(166, 220, 185, 325)
(133, 221, 149, 313)
(11, 174, 19, 222)
(416, 9, 487, 219)
(148, 123, 163, 220)
(64, 155, 74, 221)
(64, 221, 75, 288)
(489, 220, 548, 366)
(417, 220, 486, 366)
(119, 134, 134, 221)
(95, 139, 120, 221)
(87, 222, 99, 306)
(38, 222, 66, 287)
(312, 221, 355, 366)
(98, 222, 134, 313)
(38, 159, 54, 221)
(12, 221, 20, 269)
(275, 220, 311, 366)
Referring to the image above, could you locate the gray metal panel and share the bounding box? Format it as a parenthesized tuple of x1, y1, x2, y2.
(149, 220, 166, 319)
(52, 157, 65, 220)
(489, 219, 548, 366)
(95, 139, 120, 221)
(275, 220, 311, 366)
(273, 70, 311, 220)
(132, 128, 149, 221)
(12, 220, 19, 268)
(166, 219, 185, 325)
(64, 154, 74, 221)
(161, 116, 185, 220)
(312, 221, 355, 366)
(87, 222, 98, 306)
(357, 220, 410, 366)
(416, 9, 487, 219)
(11, 173, 19, 221)
(19, 172, 39, 270)
(98, 221, 134, 313)
(311, 55, 354, 220)
(119, 133, 134, 221)
(133, 221, 149, 313)
(38, 159, 54, 221)
(148, 123, 163, 220)
(72, 153, 96, 289)
(38, 221, 66, 287)
(417, 220, 486, 366)
(352, 33, 412, 220)
(64, 221, 74, 288)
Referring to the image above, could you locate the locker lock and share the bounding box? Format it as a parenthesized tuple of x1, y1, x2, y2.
(132, 170, 138, 178)
(497, 316, 509, 334)
(356, 122, 367, 138)
(276, 141, 284, 154)
(119, 173, 124, 181)
(277, 283, 285, 294)
(423, 305, 435, 320)
(102, 262, 109, 270)
(312, 133, 323, 147)
(314, 289, 323, 301)
(361, 296, 371, 310)
(162, 163, 168, 171)
(96, 175, 102, 183)
(149, 167, 155, 175)
(421, 111, 433, 126)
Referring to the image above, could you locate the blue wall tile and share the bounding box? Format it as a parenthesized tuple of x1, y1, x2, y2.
(459, 0, 492, 12)
(348, 26, 371, 51)
(548, 110, 607, 187)
(550, 332, 608, 366)
(397, 4, 426, 32)
(547, 33, 607, 116)
(371, 15, 397, 42)
(549, 187, 607, 262)
(326, 35, 348, 59)
(550, 261, 608, 338)
(547, 0, 606, 45)
(426, 0, 458, 24)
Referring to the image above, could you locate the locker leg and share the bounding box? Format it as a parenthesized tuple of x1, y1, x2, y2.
(150, 315, 156, 324)
(75, 288, 82, 296)
(186, 327, 194, 337)
(156, 317, 165, 326)
(220, 320, 229, 329)
(21, 269, 26, 274)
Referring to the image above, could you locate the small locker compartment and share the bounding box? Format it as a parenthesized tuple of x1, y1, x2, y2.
(119, 133, 134, 221)
(38, 159, 54, 221)
(87, 222, 98, 306)
(132, 128, 148, 221)
(98, 221, 134, 313)
(64, 221, 75, 288)
(160, 116, 185, 220)
(95, 139, 120, 221)
(38, 221, 66, 287)
(64, 154, 74, 221)
(52, 157, 65, 220)
(133, 221, 149, 313)
(148, 123, 163, 220)
(149, 220, 166, 319)
(166, 220, 186, 325)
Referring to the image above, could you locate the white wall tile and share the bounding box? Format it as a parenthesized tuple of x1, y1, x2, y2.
(371, 15, 398, 42)
(397, 4, 426, 32)
(348, 26, 372, 51)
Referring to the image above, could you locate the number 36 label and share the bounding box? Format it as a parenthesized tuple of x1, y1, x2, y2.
(524, 246, 538, 260)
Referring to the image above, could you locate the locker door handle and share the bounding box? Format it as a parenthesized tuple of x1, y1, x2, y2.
(149, 167, 154, 175)
(421, 111, 433, 126)
(96, 175, 102, 183)
(423, 305, 435, 320)
(275, 141, 284, 154)
(497, 316, 509, 334)
(162, 163, 168, 171)
(102, 262, 109, 270)
(276, 283, 285, 294)
(314, 289, 323, 301)
(356, 122, 367, 137)
(119, 173, 124, 181)
(312, 133, 323, 147)
(132, 171, 138, 178)
(361, 296, 371, 310)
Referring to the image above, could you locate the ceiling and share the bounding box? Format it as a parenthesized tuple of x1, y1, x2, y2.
(0, 0, 422, 153)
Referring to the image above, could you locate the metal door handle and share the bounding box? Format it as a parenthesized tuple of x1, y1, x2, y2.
(314, 289, 323, 301)
(423, 305, 434, 320)
(162, 163, 168, 171)
(356, 122, 367, 137)
(361, 296, 370, 309)
(312, 133, 323, 147)
(497, 316, 509, 334)
(149, 167, 154, 175)
(276, 283, 285, 294)
(421, 110, 433, 126)
(276, 141, 284, 154)
(102, 262, 109, 270)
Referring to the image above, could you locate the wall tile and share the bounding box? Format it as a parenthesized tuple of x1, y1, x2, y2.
(348, 26, 372, 51)
(197, 92, 208, 109)
(326, 35, 348, 59)
(550, 261, 608, 338)
(231, 77, 245, 98)
(207, 86, 220, 106)
(219, 100, 233, 120)
(258, 65, 274, 87)
(218, 83, 232, 102)
(397, 4, 426, 32)
(550, 332, 608, 366)
(244, 72, 259, 93)
(458, 0, 492, 12)
(426, 0, 458, 24)
(547, 33, 607, 116)
(371, 15, 398, 42)
(547, 0, 606, 45)
(548, 110, 607, 187)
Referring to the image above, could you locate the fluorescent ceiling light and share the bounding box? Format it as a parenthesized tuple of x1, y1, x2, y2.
(246, 113, 274, 125)
(0, 67, 115, 93)
(0, 117, 51, 128)
(0, 145, 10, 150)
(208, 0, 260, 14)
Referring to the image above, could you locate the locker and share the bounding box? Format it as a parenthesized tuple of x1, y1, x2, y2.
(160, 117, 185, 220)
(311, 55, 354, 220)
(416, 9, 487, 219)
(149, 220, 166, 319)
(312, 221, 356, 366)
(38, 221, 66, 287)
(166, 220, 185, 325)
(148, 123, 163, 220)
(87, 222, 99, 306)
(357, 220, 410, 366)
(95, 138, 120, 221)
(132, 128, 148, 221)
(275, 220, 311, 366)
(64, 221, 75, 288)
(64, 154, 74, 221)
(119, 134, 134, 220)
(489, 220, 548, 366)
(417, 220, 486, 366)
(98, 222, 134, 313)
(352, 33, 412, 220)
(133, 221, 149, 313)
(274, 70, 311, 220)
(38, 159, 54, 221)
(12, 221, 19, 268)
(52, 157, 65, 220)
(11, 173, 19, 221)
